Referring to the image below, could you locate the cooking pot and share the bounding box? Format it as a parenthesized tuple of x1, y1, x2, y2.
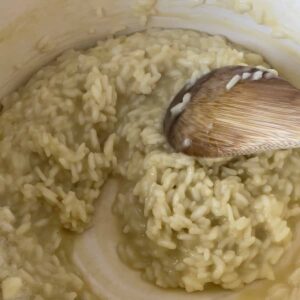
(1, 1, 300, 299)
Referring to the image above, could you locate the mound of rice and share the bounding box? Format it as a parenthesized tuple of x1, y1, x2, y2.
(0, 29, 299, 298)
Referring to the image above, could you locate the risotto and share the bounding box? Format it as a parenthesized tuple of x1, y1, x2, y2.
(0, 29, 300, 299)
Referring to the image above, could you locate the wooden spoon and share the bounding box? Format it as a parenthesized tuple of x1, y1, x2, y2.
(164, 65, 300, 157)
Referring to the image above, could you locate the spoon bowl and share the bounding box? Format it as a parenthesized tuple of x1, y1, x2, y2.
(164, 66, 300, 157)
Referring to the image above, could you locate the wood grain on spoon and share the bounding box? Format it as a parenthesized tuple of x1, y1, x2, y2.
(164, 66, 300, 157)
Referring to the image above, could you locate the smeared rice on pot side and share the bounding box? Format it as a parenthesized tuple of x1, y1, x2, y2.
(0, 29, 300, 299)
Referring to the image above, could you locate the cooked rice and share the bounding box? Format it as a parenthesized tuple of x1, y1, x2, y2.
(226, 74, 241, 90)
(170, 93, 191, 117)
(242, 72, 252, 80)
(264, 72, 278, 79)
(226, 68, 274, 91)
(110, 30, 300, 293)
(0, 28, 299, 298)
(252, 70, 264, 80)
